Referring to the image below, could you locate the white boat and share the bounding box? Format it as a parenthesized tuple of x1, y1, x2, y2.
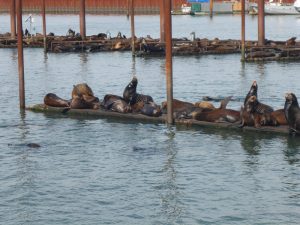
(250, 0, 300, 15)
(295, 0, 300, 12)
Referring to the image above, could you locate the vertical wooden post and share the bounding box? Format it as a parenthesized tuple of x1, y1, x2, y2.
(210, 0, 214, 17)
(258, 0, 265, 46)
(130, 0, 135, 56)
(42, 0, 47, 52)
(127, 0, 130, 18)
(10, 0, 16, 38)
(80, 0, 86, 39)
(241, 0, 245, 61)
(165, 0, 173, 125)
(16, 0, 25, 109)
(160, 0, 165, 42)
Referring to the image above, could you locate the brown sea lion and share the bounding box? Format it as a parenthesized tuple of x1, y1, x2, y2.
(260, 109, 287, 126)
(194, 101, 215, 110)
(161, 99, 196, 118)
(286, 37, 296, 46)
(72, 83, 94, 99)
(101, 94, 131, 113)
(44, 93, 70, 107)
(70, 95, 100, 109)
(192, 96, 240, 123)
(284, 93, 300, 134)
(241, 105, 265, 128)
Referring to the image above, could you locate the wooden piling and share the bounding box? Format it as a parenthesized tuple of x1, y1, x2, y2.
(160, 0, 165, 42)
(130, 0, 135, 56)
(42, 0, 47, 52)
(164, 0, 174, 125)
(10, 0, 16, 39)
(16, 0, 25, 109)
(79, 0, 86, 39)
(258, 0, 265, 46)
(241, 0, 245, 61)
(209, 0, 214, 17)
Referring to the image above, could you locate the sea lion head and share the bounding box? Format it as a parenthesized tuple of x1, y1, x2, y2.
(246, 95, 257, 113)
(285, 93, 298, 104)
(123, 76, 138, 103)
(249, 80, 257, 97)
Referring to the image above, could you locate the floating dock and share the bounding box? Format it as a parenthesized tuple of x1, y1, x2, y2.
(27, 104, 291, 136)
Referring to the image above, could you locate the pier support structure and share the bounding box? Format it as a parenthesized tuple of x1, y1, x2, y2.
(130, 0, 135, 56)
(160, 0, 165, 42)
(79, 0, 86, 39)
(241, 0, 245, 61)
(42, 0, 47, 52)
(164, 0, 174, 125)
(16, 0, 25, 109)
(258, 0, 265, 46)
(10, 0, 16, 39)
(210, 0, 214, 17)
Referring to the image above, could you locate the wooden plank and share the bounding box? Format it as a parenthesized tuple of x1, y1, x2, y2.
(27, 104, 291, 135)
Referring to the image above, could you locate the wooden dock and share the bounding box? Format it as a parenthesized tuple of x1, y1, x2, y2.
(27, 104, 291, 136)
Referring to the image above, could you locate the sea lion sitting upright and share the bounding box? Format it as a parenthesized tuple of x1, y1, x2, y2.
(284, 93, 300, 134)
(244, 81, 274, 114)
(123, 76, 153, 105)
(44, 93, 70, 107)
(241, 96, 265, 128)
(70, 83, 100, 109)
(244, 80, 258, 106)
(122, 76, 160, 117)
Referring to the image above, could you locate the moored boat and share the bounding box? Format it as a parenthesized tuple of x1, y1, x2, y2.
(250, 0, 300, 15)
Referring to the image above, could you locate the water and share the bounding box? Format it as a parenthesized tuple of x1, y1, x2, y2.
(1, 14, 300, 225)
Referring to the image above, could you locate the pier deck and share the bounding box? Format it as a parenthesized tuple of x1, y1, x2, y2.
(27, 104, 291, 135)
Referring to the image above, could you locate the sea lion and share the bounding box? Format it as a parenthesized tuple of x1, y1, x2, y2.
(101, 94, 131, 113)
(71, 83, 94, 99)
(44, 93, 70, 107)
(192, 96, 240, 123)
(286, 37, 296, 46)
(244, 80, 258, 106)
(194, 101, 215, 110)
(161, 99, 198, 118)
(69, 83, 100, 109)
(123, 76, 154, 105)
(246, 95, 273, 114)
(131, 99, 161, 117)
(260, 109, 287, 126)
(70, 95, 100, 109)
(284, 93, 300, 134)
(243, 100, 265, 128)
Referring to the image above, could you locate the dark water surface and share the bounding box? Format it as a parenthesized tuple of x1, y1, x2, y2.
(0, 14, 300, 225)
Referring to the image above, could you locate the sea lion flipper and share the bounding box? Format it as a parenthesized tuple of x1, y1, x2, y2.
(219, 96, 233, 109)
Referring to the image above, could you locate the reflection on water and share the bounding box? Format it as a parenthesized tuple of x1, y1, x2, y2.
(160, 129, 183, 224)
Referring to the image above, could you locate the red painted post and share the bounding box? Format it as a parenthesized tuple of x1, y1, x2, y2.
(241, 0, 245, 61)
(258, 0, 265, 46)
(160, 0, 165, 42)
(10, 0, 16, 38)
(130, 0, 135, 56)
(42, 0, 47, 52)
(80, 0, 86, 39)
(164, 0, 174, 125)
(16, 0, 25, 109)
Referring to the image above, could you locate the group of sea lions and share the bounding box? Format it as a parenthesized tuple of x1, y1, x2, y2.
(44, 78, 300, 135)
(44, 76, 162, 117)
